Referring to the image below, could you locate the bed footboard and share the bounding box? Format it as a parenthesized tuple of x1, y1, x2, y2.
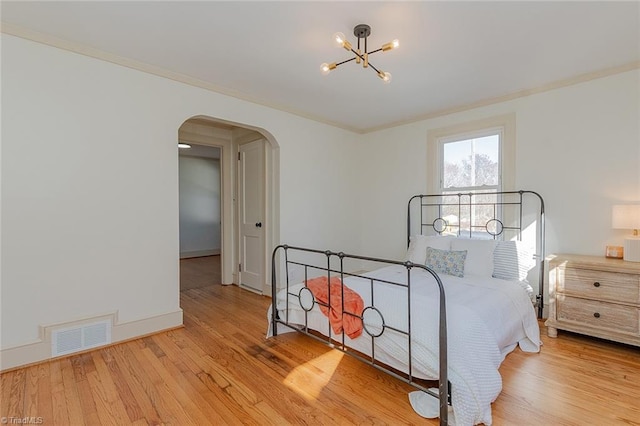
(270, 245, 450, 425)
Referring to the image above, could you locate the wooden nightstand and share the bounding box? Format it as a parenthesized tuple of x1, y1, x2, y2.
(545, 254, 640, 347)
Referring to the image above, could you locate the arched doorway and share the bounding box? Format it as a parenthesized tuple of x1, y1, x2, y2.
(178, 116, 279, 295)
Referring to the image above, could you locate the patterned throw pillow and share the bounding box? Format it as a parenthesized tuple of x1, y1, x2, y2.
(425, 247, 467, 278)
(405, 235, 453, 264)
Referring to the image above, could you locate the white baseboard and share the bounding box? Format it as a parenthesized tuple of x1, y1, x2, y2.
(0, 309, 183, 371)
(180, 249, 220, 258)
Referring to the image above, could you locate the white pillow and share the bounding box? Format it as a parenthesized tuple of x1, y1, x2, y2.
(405, 235, 453, 264)
(450, 238, 497, 278)
(493, 240, 535, 281)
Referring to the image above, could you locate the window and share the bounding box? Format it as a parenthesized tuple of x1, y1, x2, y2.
(440, 131, 501, 192)
(427, 114, 515, 193)
(427, 114, 516, 238)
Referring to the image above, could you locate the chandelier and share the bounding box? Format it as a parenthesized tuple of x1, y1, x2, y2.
(321, 24, 399, 83)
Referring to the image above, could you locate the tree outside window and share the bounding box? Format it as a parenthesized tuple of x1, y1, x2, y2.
(440, 133, 501, 237)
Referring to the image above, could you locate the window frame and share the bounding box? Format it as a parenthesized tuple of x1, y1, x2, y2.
(427, 114, 516, 195)
(439, 128, 503, 193)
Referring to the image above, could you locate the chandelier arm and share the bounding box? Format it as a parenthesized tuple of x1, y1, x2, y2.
(367, 61, 381, 74)
(367, 47, 384, 55)
(335, 57, 358, 67)
(348, 47, 367, 62)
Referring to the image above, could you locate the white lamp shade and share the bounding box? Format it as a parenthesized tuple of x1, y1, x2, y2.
(613, 204, 640, 262)
(612, 205, 640, 230)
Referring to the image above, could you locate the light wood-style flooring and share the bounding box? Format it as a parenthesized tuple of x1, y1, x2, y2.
(180, 255, 221, 290)
(2, 284, 639, 425)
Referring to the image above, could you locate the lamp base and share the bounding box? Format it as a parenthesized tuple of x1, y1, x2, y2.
(623, 236, 640, 262)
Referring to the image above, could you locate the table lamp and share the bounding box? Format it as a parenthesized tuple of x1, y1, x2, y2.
(612, 204, 640, 262)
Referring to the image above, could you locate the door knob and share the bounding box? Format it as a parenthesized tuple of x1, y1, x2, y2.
(255, 222, 262, 228)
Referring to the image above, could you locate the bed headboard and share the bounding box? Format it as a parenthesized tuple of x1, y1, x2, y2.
(407, 190, 546, 317)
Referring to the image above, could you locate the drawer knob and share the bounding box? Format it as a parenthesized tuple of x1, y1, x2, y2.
(593, 312, 601, 318)
(593, 282, 600, 287)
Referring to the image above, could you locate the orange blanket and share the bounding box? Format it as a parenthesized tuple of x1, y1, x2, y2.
(305, 276, 364, 339)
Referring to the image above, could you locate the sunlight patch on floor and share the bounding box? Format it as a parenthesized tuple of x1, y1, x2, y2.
(283, 349, 345, 401)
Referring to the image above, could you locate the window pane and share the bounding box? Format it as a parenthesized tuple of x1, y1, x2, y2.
(442, 134, 499, 189)
(439, 191, 500, 238)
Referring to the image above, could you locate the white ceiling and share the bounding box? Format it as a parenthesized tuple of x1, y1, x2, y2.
(2, 1, 639, 133)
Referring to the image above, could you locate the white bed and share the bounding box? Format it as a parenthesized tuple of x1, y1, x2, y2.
(268, 263, 540, 425)
(268, 191, 546, 425)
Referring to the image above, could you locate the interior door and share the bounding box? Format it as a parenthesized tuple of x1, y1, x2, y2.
(238, 139, 265, 293)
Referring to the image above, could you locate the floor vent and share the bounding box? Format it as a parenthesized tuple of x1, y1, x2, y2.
(51, 319, 112, 357)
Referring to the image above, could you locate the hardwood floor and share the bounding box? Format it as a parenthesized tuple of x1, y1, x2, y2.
(180, 255, 221, 290)
(2, 284, 639, 425)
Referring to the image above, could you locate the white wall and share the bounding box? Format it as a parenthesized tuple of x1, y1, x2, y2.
(0, 34, 362, 364)
(179, 156, 221, 256)
(357, 69, 640, 262)
(1, 35, 182, 352)
(2, 32, 638, 368)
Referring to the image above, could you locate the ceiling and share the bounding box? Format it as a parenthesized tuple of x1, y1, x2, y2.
(2, 1, 639, 133)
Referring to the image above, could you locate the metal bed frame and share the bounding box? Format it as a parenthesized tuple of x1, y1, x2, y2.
(407, 190, 546, 318)
(270, 246, 451, 423)
(270, 190, 545, 425)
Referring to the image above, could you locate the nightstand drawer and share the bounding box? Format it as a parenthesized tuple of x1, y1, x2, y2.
(557, 295, 639, 334)
(560, 267, 640, 304)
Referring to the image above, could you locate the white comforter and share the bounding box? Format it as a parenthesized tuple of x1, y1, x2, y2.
(267, 265, 541, 425)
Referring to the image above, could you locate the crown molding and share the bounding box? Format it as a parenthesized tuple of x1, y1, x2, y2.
(363, 61, 640, 134)
(0, 22, 362, 133)
(3, 22, 638, 136)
